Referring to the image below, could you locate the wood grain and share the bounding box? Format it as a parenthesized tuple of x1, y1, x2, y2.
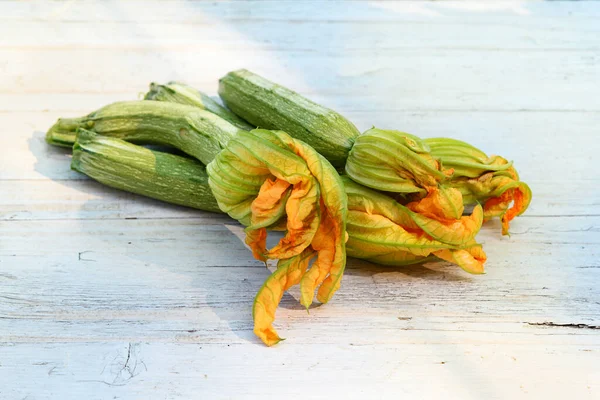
(1, 343, 596, 400)
(3, 49, 599, 112)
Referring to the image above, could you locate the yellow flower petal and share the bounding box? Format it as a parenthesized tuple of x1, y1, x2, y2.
(252, 249, 316, 346)
(434, 244, 487, 274)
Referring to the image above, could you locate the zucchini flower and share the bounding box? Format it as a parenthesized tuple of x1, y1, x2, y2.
(46, 74, 532, 346)
(345, 128, 487, 270)
(216, 70, 530, 236)
(345, 128, 452, 195)
(344, 178, 486, 274)
(207, 129, 348, 346)
(425, 138, 532, 235)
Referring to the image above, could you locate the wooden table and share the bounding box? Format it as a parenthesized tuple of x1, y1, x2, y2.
(1, 1, 599, 398)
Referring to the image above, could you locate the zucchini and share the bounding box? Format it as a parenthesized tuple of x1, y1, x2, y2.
(218, 69, 360, 168)
(72, 129, 221, 213)
(46, 100, 242, 164)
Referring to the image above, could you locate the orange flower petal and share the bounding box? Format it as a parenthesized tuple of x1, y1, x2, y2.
(483, 180, 532, 235)
(434, 244, 486, 274)
(407, 187, 464, 221)
(300, 207, 339, 307)
(245, 228, 267, 262)
(252, 249, 315, 346)
(265, 179, 321, 260)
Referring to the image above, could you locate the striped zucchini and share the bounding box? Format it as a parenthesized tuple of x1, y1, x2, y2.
(72, 129, 221, 213)
(46, 100, 242, 165)
(218, 69, 360, 168)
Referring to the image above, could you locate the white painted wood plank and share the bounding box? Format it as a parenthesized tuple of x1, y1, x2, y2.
(1, 216, 599, 367)
(3, 0, 600, 22)
(4, 216, 599, 254)
(1, 218, 599, 322)
(2, 49, 599, 112)
(0, 179, 206, 221)
(1, 217, 598, 398)
(1, 1, 598, 398)
(1, 343, 597, 400)
(3, 17, 599, 50)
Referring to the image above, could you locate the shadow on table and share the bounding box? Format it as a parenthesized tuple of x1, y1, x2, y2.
(28, 130, 213, 216)
(345, 257, 473, 282)
(28, 129, 261, 344)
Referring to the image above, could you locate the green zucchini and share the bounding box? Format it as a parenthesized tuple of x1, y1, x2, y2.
(218, 69, 360, 168)
(46, 100, 242, 164)
(72, 129, 221, 213)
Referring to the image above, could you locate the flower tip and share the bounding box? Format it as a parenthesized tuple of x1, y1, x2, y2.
(501, 221, 511, 237)
(255, 327, 284, 347)
(300, 290, 314, 312)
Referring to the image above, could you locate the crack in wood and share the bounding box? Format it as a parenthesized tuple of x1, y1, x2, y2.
(526, 322, 600, 330)
(78, 251, 96, 262)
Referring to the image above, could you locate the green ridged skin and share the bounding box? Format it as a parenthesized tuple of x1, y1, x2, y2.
(72, 129, 221, 213)
(46, 100, 243, 165)
(218, 69, 360, 168)
(144, 81, 254, 131)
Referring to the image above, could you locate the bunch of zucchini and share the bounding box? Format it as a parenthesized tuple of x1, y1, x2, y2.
(46, 70, 531, 346)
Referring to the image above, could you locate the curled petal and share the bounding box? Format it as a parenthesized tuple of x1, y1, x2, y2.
(249, 178, 291, 229)
(449, 174, 532, 235)
(434, 243, 487, 274)
(407, 186, 464, 220)
(265, 179, 321, 260)
(346, 210, 458, 257)
(245, 228, 267, 262)
(252, 249, 316, 346)
(483, 179, 532, 235)
(425, 137, 531, 234)
(300, 207, 342, 306)
(411, 205, 483, 247)
(405, 187, 483, 246)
